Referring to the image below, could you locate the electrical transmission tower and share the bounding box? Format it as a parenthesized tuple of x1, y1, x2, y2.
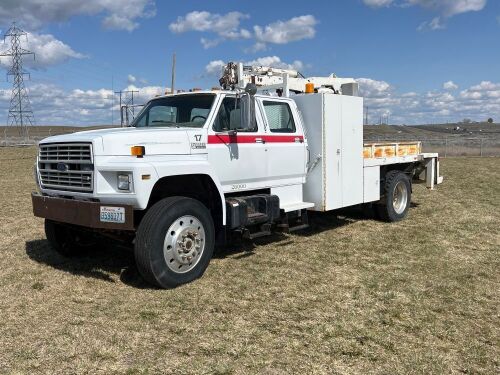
(0, 23, 36, 141)
(115, 89, 139, 126)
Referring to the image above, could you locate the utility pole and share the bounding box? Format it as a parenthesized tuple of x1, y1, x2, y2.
(171, 52, 176, 94)
(114, 89, 139, 126)
(111, 75, 114, 126)
(0, 22, 36, 142)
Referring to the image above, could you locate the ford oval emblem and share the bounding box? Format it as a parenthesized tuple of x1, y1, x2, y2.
(56, 162, 69, 172)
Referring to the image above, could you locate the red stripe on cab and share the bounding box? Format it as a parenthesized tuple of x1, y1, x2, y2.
(208, 135, 303, 144)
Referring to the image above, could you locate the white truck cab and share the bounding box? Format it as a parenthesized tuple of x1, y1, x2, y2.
(32, 62, 442, 288)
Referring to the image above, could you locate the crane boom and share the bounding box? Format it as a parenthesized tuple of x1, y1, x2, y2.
(219, 61, 359, 97)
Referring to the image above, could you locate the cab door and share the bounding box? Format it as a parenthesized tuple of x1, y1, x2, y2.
(207, 94, 268, 192)
(257, 98, 307, 187)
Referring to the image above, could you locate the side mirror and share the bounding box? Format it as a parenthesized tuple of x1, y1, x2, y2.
(239, 84, 257, 131)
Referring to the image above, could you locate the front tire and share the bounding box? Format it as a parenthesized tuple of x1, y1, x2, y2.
(134, 197, 215, 288)
(375, 171, 411, 222)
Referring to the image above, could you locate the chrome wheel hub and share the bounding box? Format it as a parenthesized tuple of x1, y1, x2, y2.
(393, 181, 408, 215)
(163, 215, 205, 273)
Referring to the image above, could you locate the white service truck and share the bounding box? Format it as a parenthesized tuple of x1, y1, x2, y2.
(32, 62, 442, 288)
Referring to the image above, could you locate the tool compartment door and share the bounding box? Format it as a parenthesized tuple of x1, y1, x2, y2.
(323, 94, 363, 209)
(323, 95, 343, 210)
(338, 95, 363, 207)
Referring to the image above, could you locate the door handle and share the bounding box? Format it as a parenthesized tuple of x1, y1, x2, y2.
(295, 137, 303, 143)
(255, 138, 265, 144)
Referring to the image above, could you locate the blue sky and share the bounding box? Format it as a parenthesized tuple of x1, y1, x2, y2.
(0, 0, 499, 125)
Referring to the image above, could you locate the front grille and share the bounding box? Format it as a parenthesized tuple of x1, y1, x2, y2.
(39, 143, 92, 162)
(38, 143, 94, 192)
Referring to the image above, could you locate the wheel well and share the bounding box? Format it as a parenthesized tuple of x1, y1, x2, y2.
(146, 174, 223, 231)
(380, 163, 415, 195)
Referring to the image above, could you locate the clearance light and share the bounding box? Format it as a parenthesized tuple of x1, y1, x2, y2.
(131, 146, 145, 158)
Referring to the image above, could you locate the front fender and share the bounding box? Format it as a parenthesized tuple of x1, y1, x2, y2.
(150, 156, 226, 225)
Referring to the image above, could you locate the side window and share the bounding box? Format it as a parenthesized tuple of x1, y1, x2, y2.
(213, 97, 256, 132)
(263, 101, 296, 133)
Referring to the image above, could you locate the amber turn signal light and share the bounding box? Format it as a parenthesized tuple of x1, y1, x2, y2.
(131, 146, 145, 157)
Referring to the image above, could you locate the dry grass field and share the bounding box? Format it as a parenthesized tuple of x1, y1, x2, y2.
(0, 147, 499, 374)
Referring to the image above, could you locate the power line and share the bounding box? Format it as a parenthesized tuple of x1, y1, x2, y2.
(0, 22, 36, 141)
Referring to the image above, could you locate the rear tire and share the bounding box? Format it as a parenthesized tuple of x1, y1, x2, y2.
(45, 219, 100, 256)
(134, 197, 215, 288)
(375, 171, 411, 222)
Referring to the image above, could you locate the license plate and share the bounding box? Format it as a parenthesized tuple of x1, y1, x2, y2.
(100, 206, 125, 223)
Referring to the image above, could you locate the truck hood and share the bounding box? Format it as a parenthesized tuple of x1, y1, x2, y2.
(39, 127, 208, 156)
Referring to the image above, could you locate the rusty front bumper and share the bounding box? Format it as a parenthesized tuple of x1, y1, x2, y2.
(31, 193, 135, 231)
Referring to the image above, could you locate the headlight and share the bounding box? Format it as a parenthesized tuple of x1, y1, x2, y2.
(117, 173, 131, 191)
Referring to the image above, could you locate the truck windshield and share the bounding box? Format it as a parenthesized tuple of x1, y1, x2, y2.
(131, 94, 216, 128)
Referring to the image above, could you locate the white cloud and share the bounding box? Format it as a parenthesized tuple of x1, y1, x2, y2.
(417, 16, 445, 31)
(358, 78, 393, 98)
(253, 15, 318, 46)
(363, 0, 487, 31)
(0, 31, 85, 69)
(204, 60, 226, 76)
(169, 12, 317, 49)
(124, 84, 166, 103)
(408, 0, 487, 18)
(169, 11, 248, 34)
(204, 56, 305, 77)
(0, 0, 156, 31)
(469, 81, 499, 91)
(363, 0, 394, 7)
(127, 74, 137, 84)
(245, 56, 304, 71)
(1, 77, 499, 126)
(169, 11, 251, 48)
(0, 82, 167, 125)
(443, 81, 458, 90)
(360, 77, 500, 124)
(201, 38, 222, 49)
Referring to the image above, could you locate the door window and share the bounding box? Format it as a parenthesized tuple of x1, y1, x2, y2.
(213, 96, 257, 132)
(263, 101, 296, 133)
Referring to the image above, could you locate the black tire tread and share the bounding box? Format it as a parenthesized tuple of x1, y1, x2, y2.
(134, 197, 181, 287)
(134, 196, 214, 288)
(376, 170, 411, 222)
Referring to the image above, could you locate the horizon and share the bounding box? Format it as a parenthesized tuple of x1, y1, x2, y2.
(0, 0, 499, 126)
